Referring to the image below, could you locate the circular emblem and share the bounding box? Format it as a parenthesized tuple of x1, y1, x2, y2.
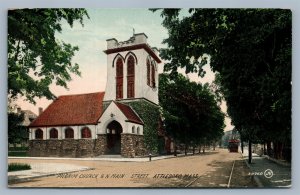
(264, 169, 274, 178)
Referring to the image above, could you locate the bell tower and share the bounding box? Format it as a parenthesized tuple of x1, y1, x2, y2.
(103, 33, 161, 105)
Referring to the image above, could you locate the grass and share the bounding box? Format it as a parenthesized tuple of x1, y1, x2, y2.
(8, 147, 28, 151)
(8, 151, 28, 157)
(8, 163, 31, 172)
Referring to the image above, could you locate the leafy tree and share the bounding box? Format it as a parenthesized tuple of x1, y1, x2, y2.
(8, 9, 89, 103)
(159, 73, 225, 155)
(154, 9, 291, 162)
(8, 112, 25, 147)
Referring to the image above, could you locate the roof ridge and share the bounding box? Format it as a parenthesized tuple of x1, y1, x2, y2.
(58, 91, 105, 97)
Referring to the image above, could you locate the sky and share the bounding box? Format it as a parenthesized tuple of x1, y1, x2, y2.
(16, 8, 234, 131)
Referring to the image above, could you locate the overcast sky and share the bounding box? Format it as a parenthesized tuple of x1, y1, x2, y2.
(16, 8, 234, 131)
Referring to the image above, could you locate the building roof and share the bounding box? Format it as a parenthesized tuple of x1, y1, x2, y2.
(114, 101, 144, 125)
(29, 92, 105, 127)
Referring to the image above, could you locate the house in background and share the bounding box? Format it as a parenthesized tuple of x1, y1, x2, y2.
(8, 108, 37, 148)
(28, 33, 171, 158)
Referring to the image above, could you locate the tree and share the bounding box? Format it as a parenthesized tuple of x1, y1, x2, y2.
(154, 9, 291, 162)
(8, 9, 89, 103)
(8, 111, 25, 147)
(159, 73, 225, 155)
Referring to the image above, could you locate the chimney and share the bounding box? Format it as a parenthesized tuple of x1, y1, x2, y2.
(38, 107, 43, 115)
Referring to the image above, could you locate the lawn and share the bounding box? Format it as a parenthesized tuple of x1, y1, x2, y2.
(8, 151, 28, 157)
(8, 147, 28, 157)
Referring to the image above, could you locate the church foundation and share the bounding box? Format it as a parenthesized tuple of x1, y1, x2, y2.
(121, 134, 146, 157)
(94, 134, 107, 156)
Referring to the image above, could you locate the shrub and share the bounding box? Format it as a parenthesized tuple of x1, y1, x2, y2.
(8, 151, 28, 157)
(8, 163, 31, 172)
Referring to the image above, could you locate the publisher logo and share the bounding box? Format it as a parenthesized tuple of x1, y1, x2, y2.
(264, 169, 274, 178)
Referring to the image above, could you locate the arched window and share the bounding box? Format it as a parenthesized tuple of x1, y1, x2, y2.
(81, 127, 91, 138)
(147, 59, 150, 86)
(65, 128, 74, 139)
(116, 58, 123, 99)
(137, 127, 140, 135)
(151, 62, 156, 88)
(132, 126, 135, 134)
(35, 129, 43, 139)
(127, 55, 135, 98)
(50, 128, 58, 139)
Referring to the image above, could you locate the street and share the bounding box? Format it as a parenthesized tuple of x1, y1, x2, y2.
(8, 149, 257, 188)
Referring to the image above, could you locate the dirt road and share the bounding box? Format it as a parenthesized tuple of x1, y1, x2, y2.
(8, 148, 256, 188)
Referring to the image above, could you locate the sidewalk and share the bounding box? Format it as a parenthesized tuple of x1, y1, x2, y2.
(241, 148, 291, 188)
(8, 151, 216, 185)
(8, 163, 92, 184)
(8, 151, 207, 162)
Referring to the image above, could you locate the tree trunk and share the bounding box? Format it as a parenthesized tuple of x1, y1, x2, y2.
(267, 141, 272, 156)
(193, 146, 195, 155)
(274, 141, 278, 159)
(241, 140, 244, 154)
(198, 145, 201, 154)
(274, 141, 284, 159)
(279, 142, 283, 159)
(174, 141, 177, 156)
(248, 139, 252, 164)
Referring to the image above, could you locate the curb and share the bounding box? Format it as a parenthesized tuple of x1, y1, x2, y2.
(265, 156, 291, 167)
(8, 151, 215, 162)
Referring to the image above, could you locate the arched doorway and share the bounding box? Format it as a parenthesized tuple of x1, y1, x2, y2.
(106, 120, 122, 154)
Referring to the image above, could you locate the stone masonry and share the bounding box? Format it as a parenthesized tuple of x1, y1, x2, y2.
(29, 133, 146, 158)
(121, 134, 146, 157)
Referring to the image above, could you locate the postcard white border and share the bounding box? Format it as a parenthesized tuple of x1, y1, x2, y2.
(1, 0, 299, 195)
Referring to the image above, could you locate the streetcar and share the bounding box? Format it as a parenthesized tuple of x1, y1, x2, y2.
(228, 139, 239, 152)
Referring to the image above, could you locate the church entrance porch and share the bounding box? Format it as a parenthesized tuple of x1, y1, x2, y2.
(106, 120, 122, 154)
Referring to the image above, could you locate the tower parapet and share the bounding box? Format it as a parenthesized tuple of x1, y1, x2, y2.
(106, 33, 148, 50)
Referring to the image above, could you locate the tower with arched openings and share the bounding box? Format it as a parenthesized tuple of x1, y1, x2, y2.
(103, 33, 161, 105)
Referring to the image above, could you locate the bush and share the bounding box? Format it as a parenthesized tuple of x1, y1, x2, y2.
(8, 146, 28, 151)
(8, 151, 28, 157)
(8, 163, 31, 172)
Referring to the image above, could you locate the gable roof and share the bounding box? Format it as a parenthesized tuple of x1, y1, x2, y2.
(29, 92, 105, 127)
(114, 101, 144, 125)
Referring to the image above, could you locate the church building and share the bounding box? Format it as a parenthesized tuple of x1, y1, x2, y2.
(28, 33, 168, 158)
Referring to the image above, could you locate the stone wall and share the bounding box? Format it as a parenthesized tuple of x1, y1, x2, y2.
(28, 140, 48, 157)
(29, 139, 102, 157)
(29, 134, 146, 158)
(121, 134, 146, 157)
(94, 134, 107, 156)
(77, 139, 95, 157)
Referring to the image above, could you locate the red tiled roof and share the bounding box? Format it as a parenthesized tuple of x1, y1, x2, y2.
(29, 92, 105, 127)
(114, 102, 144, 125)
